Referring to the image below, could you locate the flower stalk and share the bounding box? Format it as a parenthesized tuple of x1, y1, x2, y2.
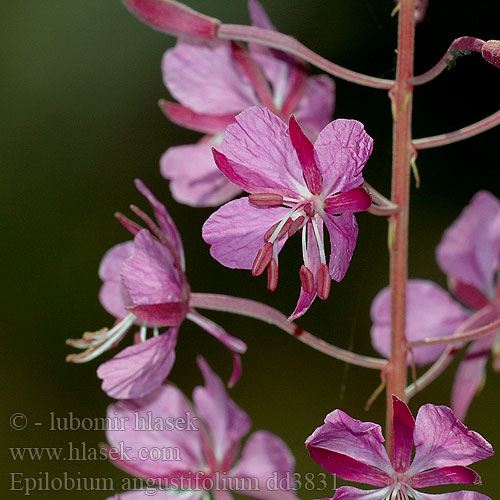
(190, 293, 387, 370)
(386, 0, 416, 458)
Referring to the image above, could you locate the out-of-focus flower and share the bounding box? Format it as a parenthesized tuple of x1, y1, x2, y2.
(306, 396, 493, 500)
(370, 191, 500, 419)
(66, 180, 246, 399)
(160, 0, 335, 207)
(203, 107, 372, 320)
(105, 357, 297, 500)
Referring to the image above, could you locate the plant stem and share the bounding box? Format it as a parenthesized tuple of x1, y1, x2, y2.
(190, 293, 387, 370)
(409, 36, 485, 86)
(386, 0, 415, 458)
(218, 24, 394, 89)
(413, 109, 500, 149)
(409, 304, 500, 348)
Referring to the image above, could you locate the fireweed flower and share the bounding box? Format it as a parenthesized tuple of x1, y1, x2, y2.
(370, 191, 500, 418)
(160, 0, 335, 207)
(306, 396, 494, 500)
(202, 106, 372, 320)
(105, 357, 297, 500)
(66, 180, 246, 399)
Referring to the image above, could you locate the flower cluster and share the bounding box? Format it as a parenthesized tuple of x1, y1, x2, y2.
(64, 1, 498, 499)
(160, 0, 334, 207)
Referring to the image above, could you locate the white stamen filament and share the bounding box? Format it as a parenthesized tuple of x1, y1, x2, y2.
(273, 63, 289, 110)
(312, 218, 327, 265)
(69, 313, 136, 363)
(140, 323, 147, 342)
(153, 327, 159, 337)
(302, 222, 309, 268)
(268, 203, 302, 243)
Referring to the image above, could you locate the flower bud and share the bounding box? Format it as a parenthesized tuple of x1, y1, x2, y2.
(482, 40, 500, 69)
(122, 0, 220, 40)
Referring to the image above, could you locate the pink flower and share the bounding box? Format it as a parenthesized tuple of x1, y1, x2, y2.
(202, 106, 372, 320)
(105, 357, 297, 500)
(306, 397, 494, 500)
(66, 180, 246, 399)
(370, 191, 500, 419)
(160, 0, 335, 207)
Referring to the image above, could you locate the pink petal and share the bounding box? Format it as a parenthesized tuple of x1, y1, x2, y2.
(108, 492, 203, 500)
(247, 0, 291, 96)
(163, 40, 256, 114)
(187, 311, 246, 354)
(128, 301, 188, 326)
(323, 212, 358, 282)
(187, 310, 247, 387)
(202, 198, 289, 270)
(218, 107, 309, 197)
(247, 0, 275, 31)
(122, 230, 185, 318)
(231, 430, 297, 500)
(99, 281, 133, 321)
(106, 383, 203, 478)
(99, 241, 134, 282)
(294, 75, 335, 134)
(289, 115, 322, 194)
(436, 191, 500, 297)
(97, 328, 177, 399)
(333, 486, 389, 500)
(451, 335, 495, 420)
(411, 465, 481, 488)
(98, 242, 134, 318)
(410, 404, 494, 474)
(412, 492, 492, 500)
(230, 41, 275, 110)
(449, 277, 489, 311)
(324, 187, 372, 214)
(159, 100, 235, 134)
(160, 142, 242, 208)
(193, 356, 251, 463)
(306, 410, 392, 486)
(314, 119, 373, 195)
(289, 220, 321, 321)
(134, 179, 185, 268)
(370, 280, 470, 365)
(392, 397, 415, 473)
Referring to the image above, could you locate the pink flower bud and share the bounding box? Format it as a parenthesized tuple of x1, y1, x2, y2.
(122, 0, 220, 40)
(482, 40, 500, 69)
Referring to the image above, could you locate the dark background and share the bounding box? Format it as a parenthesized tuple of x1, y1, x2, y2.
(2, 0, 499, 498)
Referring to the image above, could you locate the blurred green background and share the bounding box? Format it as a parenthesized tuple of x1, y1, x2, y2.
(2, 0, 499, 498)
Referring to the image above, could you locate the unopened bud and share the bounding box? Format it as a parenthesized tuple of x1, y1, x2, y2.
(482, 40, 500, 69)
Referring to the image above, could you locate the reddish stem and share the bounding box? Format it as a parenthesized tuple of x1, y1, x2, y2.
(218, 24, 394, 89)
(386, 0, 415, 459)
(190, 293, 387, 370)
(410, 36, 485, 86)
(409, 304, 500, 348)
(413, 109, 500, 149)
